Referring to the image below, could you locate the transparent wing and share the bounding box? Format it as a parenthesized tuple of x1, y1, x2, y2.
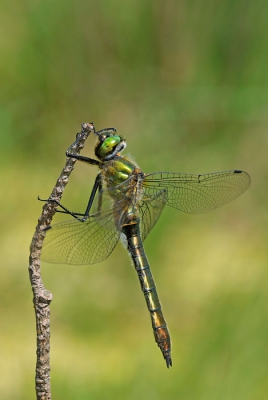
(138, 189, 167, 241)
(142, 170, 250, 213)
(41, 209, 120, 265)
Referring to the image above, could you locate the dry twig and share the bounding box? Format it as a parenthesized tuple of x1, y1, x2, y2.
(29, 123, 94, 400)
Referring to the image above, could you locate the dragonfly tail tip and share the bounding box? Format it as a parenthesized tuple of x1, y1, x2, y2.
(165, 354, 172, 368)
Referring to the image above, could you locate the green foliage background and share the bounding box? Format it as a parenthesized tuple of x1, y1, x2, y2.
(1, 1, 267, 399)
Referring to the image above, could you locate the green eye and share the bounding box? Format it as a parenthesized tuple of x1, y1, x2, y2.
(98, 135, 121, 158)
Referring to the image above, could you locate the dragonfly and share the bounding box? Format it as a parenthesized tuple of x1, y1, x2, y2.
(41, 124, 251, 368)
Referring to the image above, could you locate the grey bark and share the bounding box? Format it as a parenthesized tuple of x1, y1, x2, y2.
(29, 123, 94, 399)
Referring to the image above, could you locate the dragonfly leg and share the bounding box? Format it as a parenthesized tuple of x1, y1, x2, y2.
(38, 173, 102, 222)
(83, 173, 102, 218)
(95, 127, 117, 136)
(38, 196, 86, 220)
(65, 152, 100, 166)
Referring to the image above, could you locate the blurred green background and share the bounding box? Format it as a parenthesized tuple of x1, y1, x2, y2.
(1, 1, 267, 399)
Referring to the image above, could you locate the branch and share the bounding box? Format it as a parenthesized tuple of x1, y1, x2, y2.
(29, 122, 94, 400)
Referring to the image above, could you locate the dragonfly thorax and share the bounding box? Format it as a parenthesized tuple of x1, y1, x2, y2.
(101, 157, 138, 187)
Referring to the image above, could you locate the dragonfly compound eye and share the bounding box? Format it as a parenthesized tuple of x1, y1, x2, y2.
(95, 135, 123, 160)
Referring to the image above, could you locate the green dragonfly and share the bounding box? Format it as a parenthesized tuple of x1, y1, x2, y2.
(41, 124, 250, 368)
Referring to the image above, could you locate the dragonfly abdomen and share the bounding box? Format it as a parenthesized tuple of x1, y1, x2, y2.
(122, 221, 172, 368)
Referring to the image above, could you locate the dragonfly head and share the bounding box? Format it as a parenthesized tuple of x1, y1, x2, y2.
(94, 128, 126, 161)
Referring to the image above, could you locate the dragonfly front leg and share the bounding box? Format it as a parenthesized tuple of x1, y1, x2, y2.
(122, 220, 172, 368)
(65, 152, 101, 167)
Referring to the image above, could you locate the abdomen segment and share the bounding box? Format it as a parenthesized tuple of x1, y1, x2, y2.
(122, 221, 172, 368)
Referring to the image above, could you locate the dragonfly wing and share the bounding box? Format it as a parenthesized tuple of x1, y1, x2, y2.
(143, 170, 250, 213)
(138, 189, 167, 241)
(41, 210, 120, 265)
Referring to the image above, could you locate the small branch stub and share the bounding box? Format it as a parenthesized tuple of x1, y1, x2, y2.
(29, 123, 94, 400)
